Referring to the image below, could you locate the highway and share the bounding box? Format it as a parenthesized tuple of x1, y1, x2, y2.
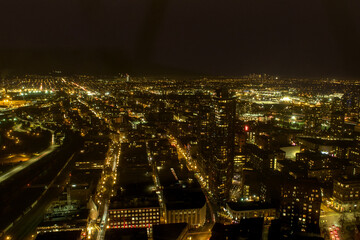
(0, 131, 82, 239)
(0, 154, 30, 164)
(0, 152, 76, 240)
(0, 145, 58, 184)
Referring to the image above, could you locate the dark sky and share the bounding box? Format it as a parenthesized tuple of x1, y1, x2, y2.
(1, 0, 360, 77)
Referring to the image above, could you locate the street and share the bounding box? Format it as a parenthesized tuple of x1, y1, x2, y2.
(93, 134, 121, 240)
(0, 145, 58, 184)
(1, 152, 76, 240)
(320, 204, 357, 240)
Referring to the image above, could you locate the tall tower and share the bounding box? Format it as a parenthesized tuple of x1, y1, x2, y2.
(304, 106, 322, 136)
(209, 88, 236, 203)
(330, 110, 344, 138)
(197, 104, 214, 189)
(329, 97, 345, 138)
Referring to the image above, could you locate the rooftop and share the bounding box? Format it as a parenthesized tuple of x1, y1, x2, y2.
(104, 228, 148, 240)
(336, 175, 360, 184)
(298, 137, 355, 148)
(163, 188, 206, 210)
(153, 223, 188, 240)
(35, 230, 82, 240)
(227, 201, 276, 211)
(111, 167, 159, 209)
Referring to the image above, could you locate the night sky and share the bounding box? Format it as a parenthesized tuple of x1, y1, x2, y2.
(1, 0, 360, 77)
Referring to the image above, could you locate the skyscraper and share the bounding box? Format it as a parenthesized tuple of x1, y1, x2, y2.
(329, 97, 345, 138)
(197, 104, 214, 189)
(209, 88, 236, 203)
(304, 106, 322, 136)
(330, 110, 345, 138)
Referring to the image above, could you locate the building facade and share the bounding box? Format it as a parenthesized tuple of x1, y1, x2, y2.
(330, 111, 345, 138)
(165, 204, 206, 228)
(280, 179, 321, 232)
(332, 176, 360, 212)
(304, 106, 322, 136)
(226, 202, 276, 224)
(108, 207, 161, 229)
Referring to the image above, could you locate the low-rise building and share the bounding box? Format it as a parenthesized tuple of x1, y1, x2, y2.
(226, 202, 276, 224)
(108, 142, 161, 229)
(332, 176, 360, 212)
(156, 157, 207, 228)
(36, 196, 89, 234)
(108, 166, 161, 229)
(164, 189, 206, 227)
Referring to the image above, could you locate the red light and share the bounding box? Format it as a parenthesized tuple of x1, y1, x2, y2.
(244, 125, 249, 132)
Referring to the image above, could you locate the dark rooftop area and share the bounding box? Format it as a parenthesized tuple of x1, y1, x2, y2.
(111, 166, 159, 209)
(336, 175, 360, 183)
(211, 218, 264, 240)
(157, 165, 198, 189)
(104, 228, 148, 240)
(153, 223, 188, 240)
(298, 137, 355, 147)
(35, 230, 82, 240)
(120, 142, 148, 168)
(70, 169, 102, 186)
(163, 188, 206, 210)
(227, 201, 276, 211)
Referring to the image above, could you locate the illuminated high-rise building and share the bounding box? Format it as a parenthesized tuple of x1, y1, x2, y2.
(208, 88, 236, 203)
(330, 110, 344, 138)
(304, 106, 322, 136)
(197, 105, 214, 188)
(327, 97, 345, 138)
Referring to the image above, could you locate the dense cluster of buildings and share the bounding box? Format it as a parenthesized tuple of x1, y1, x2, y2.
(2, 75, 360, 239)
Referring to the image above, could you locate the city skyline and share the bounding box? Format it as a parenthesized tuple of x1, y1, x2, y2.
(1, 1, 360, 239)
(0, 75, 359, 239)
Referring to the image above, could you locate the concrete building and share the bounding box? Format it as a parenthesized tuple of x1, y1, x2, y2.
(226, 202, 276, 224)
(165, 202, 206, 228)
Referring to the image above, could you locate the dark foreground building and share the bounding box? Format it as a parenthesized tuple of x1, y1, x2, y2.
(280, 178, 321, 233)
